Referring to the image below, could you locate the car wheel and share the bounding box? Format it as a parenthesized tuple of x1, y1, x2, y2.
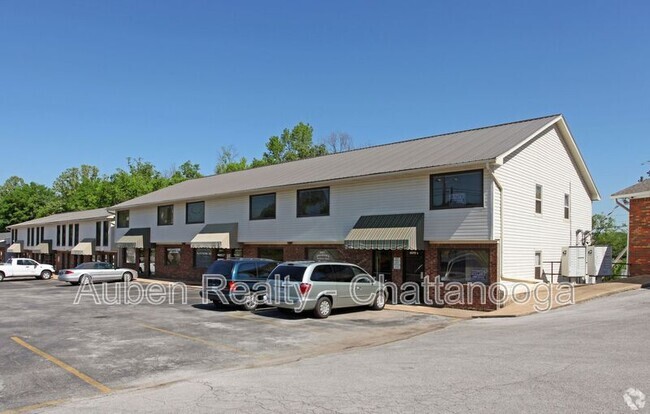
(0, 272, 4, 282)
(79, 274, 92, 285)
(122, 272, 132, 283)
(313, 296, 332, 319)
(370, 289, 386, 310)
(40, 270, 52, 280)
(241, 295, 258, 312)
(69, 282, 79, 286)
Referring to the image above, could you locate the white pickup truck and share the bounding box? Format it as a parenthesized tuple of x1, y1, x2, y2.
(0, 258, 55, 281)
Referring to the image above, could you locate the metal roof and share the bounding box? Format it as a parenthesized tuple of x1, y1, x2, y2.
(112, 115, 565, 209)
(8, 208, 113, 228)
(612, 179, 650, 199)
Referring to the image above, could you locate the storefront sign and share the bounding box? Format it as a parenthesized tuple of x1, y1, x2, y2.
(393, 257, 401, 270)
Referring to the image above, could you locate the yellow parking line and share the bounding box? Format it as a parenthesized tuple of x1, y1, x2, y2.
(10, 337, 111, 394)
(140, 324, 243, 354)
(0, 399, 67, 414)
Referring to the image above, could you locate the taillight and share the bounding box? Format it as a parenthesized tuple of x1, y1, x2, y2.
(65, 270, 74, 274)
(299, 283, 312, 295)
(228, 281, 236, 291)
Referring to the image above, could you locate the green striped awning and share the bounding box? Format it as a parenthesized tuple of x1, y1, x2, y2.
(344, 213, 424, 251)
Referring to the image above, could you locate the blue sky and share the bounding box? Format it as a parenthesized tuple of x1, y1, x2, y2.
(1, 0, 648, 221)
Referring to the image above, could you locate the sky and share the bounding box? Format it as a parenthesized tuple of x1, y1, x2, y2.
(1, 0, 648, 222)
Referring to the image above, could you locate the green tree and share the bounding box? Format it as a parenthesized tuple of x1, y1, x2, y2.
(168, 161, 203, 184)
(592, 213, 627, 259)
(215, 146, 248, 174)
(105, 158, 170, 205)
(0, 179, 60, 231)
(251, 122, 327, 167)
(52, 165, 108, 211)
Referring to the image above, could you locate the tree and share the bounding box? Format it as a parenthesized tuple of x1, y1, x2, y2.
(215, 146, 248, 174)
(322, 131, 354, 153)
(52, 165, 108, 211)
(0, 179, 59, 231)
(592, 213, 627, 259)
(251, 122, 327, 167)
(167, 161, 203, 184)
(105, 158, 169, 205)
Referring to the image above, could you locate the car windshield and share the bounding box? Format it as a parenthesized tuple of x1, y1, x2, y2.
(75, 263, 97, 270)
(205, 261, 234, 278)
(268, 265, 306, 282)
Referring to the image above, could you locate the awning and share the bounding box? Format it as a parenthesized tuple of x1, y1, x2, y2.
(190, 223, 238, 249)
(344, 213, 424, 251)
(7, 243, 22, 253)
(115, 228, 150, 249)
(71, 239, 95, 256)
(34, 240, 52, 254)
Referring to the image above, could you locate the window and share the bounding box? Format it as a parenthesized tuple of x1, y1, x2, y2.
(306, 248, 341, 262)
(258, 247, 284, 261)
(96, 222, 101, 245)
(165, 248, 181, 265)
(56, 226, 61, 247)
(310, 265, 335, 282)
(297, 187, 330, 217)
(158, 205, 174, 226)
(535, 185, 543, 214)
(564, 194, 570, 220)
(68, 224, 73, 246)
(102, 221, 109, 247)
(237, 262, 258, 279)
(62, 225, 66, 247)
(257, 262, 277, 279)
(186, 201, 205, 224)
(268, 265, 306, 282)
(74, 224, 79, 245)
(250, 193, 276, 220)
(117, 211, 130, 228)
(40, 227, 44, 243)
(193, 248, 213, 268)
(535, 251, 543, 280)
(27, 228, 31, 246)
(125, 248, 136, 264)
(36, 227, 40, 245)
(430, 170, 483, 209)
(439, 249, 490, 283)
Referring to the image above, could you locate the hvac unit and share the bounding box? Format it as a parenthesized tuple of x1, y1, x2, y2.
(587, 246, 612, 277)
(560, 246, 587, 279)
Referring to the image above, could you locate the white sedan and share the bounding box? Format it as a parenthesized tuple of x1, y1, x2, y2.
(58, 262, 137, 285)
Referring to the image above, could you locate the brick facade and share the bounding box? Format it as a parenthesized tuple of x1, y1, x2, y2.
(629, 197, 650, 276)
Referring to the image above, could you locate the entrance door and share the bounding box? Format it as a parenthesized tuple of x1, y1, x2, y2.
(403, 250, 425, 285)
(372, 250, 393, 283)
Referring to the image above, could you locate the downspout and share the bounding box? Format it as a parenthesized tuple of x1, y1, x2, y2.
(486, 163, 504, 289)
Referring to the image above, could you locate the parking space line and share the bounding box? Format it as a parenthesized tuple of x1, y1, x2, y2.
(0, 399, 67, 414)
(140, 324, 244, 354)
(10, 337, 111, 394)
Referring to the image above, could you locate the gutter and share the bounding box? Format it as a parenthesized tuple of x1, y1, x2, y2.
(486, 162, 504, 304)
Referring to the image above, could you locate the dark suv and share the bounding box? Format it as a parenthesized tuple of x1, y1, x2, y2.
(199, 258, 277, 311)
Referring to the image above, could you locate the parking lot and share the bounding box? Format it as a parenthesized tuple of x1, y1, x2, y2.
(0, 278, 452, 412)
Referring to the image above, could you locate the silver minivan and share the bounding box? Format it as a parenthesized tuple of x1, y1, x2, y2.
(266, 261, 386, 318)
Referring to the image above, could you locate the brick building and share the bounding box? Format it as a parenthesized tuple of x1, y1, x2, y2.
(612, 180, 650, 276)
(111, 115, 599, 310)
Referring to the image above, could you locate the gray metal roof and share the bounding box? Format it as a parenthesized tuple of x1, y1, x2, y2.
(612, 179, 650, 198)
(112, 115, 561, 209)
(8, 208, 113, 228)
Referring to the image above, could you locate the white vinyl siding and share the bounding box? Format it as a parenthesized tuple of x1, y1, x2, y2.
(495, 126, 592, 280)
(117, 169, 492, 245)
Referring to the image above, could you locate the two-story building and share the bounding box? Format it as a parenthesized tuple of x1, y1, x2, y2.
(612, 179, 650, 276)
(6, 208, 117, 269)
(110, 114, 599, 309)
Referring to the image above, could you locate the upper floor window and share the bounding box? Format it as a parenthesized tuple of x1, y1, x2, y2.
(102, 221, 109, 247)
(56, 225, 61, 246)
(535, 185, 543, 214)
(250, 193, 276, 220)
(297, 187, 330, 217)
(158, 205, 174, 226)
(68, 224, 73, 246)
(564, 194, 570, 219)
(430, 170, 483, 209)
(186, 201, 205, 224)
(117, 211, 130, 228)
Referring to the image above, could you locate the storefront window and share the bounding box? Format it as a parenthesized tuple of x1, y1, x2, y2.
(125, 248, 136, 264)
(165, 248, 181, 265)
(306, 248, 341, 262)
(194, 248, 213, 268)
(258, 247, 284, 261)
(438, 249, 489, 283)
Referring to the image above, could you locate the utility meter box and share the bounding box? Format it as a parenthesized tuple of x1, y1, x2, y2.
(560, 246, 587, 279)
(587, 246, 612, 277)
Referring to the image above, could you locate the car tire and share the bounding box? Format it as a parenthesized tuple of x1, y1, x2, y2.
(241, 295, 258, 312)
(40, 270, 52, 280)
(122, 272, 132, 283)
(0, 272, 4, 282)
(69, 282, 79, 286)
(79, 274, 92, 285)
(313, 296, 332, 319)
(370, 290, 386, 311)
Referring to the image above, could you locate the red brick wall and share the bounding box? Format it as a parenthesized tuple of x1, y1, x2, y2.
(424, 242, 500, 311)
(630, 198, 650, 276)
(155, 244, 206, 283)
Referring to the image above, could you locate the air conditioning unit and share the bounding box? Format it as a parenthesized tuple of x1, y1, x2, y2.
(587, 246, 612, 277)
(560, 246, 587, 279)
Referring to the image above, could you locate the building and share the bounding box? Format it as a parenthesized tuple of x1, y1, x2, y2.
(110, 114, 599, 309)
(0, 232, 10, 262)
(6, 208, 116, 269)
(612, 180, 650, 276)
